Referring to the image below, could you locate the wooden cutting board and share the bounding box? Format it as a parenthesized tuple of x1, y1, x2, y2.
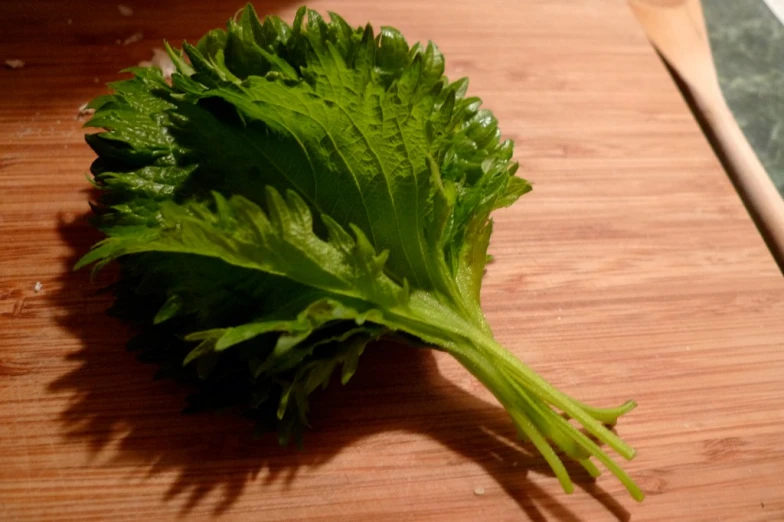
(2, 1, 783, 520)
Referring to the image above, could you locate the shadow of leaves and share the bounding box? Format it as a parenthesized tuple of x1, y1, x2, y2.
(49, 212, 629, 520)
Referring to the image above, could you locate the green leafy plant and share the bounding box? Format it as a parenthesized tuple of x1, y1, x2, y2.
(79, 4, 642, 500)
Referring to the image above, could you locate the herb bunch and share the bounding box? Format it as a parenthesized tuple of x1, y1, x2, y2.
(79, 5, 642, 500)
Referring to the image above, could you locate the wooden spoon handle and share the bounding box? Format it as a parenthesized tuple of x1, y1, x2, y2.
(695, 91, 784, 259)
(631, 0, 784, 263)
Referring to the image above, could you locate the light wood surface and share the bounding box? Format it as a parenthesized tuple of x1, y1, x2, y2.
(2, 1, 784, 520)
(631, 0, 784, 264)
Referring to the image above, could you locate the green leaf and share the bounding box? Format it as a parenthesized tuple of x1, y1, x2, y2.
(275, 327, 382, 427)
(78, 189, 408, 310)
(77, 5, 644, 501)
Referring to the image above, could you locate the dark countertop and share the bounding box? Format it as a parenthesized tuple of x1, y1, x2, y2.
(704, 0, 784, 196)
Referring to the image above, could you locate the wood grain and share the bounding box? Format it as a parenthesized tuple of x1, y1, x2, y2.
(1, 1, 783, 520)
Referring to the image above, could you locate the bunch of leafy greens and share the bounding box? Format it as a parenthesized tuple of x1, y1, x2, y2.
(78, 5, 642, 500)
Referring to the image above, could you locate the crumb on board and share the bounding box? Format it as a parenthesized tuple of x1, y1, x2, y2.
(138, 48, 176, 81)
(67, 18, 73, 25)
(5, 59, 25, 69)
(121, 32, 144, 46)
(117, 4, 134, 17)
(473, 486, 485, 496)
(34, 282, 42, 293)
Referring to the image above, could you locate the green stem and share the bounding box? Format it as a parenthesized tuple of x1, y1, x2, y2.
(575, 399, 637, 425)
(451, 350, 575, 493)
(580, 458, 602, 478)
(473, 336, 636, 459)
(383, 297, 643, 501)
(454, 335, 644, 501)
